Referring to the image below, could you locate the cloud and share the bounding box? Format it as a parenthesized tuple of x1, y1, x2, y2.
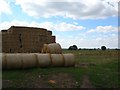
(14, 0, 117, 19)
(54, 22, 85, 31)
(0, 20, 29, 30)
(87, 26, 118, 33)
(57, 33, 118, 48)
(0, 20, 85, 31)
(0, 0, 12, 15)
(0, 20, 118, 48)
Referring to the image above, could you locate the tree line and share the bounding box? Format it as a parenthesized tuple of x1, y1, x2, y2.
(68, 45, 119, 50)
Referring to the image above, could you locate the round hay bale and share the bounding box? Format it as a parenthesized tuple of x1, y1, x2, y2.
(41, 44, 48, 53)
(63, 54, 75, 66)
(2, 53, 7, 69)
(36, 54, 51, 67)
(50, 54, 64, 66)
(0, 54, 2, 70)
(42, 43, 62, 54)
(6, 54, 22, 69)
(21, 54, 36, 68)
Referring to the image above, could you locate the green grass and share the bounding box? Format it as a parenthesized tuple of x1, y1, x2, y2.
(88, 61, 118, 88)
(62, 49, 119, 88)
(2, 50, 119, 88)
(3, 67, 85, 88)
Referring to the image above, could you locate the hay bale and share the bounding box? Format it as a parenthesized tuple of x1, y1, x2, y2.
(0, 53, 2, 69)
(6, 54, 22, 69)
(2, 53, 75, 69)
(42, 43, 62, 54)
(36, 54, 51, 67)
(2, 54, 7, 69)
(47, 31, 52, 35)
(51, 36, 56, 43)
(41, 44, 48, 53)
(50, 54, 64, 66)
(0, 32, 2, 53)
(21, 54, 36, 68)
(63, 54, 75, 66)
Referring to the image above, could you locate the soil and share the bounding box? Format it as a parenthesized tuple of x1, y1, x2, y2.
(2, 73, 77, 88)
(2, 67, 95, 88)
(45, 73, 77, 88)
(81, 75, 94, 88)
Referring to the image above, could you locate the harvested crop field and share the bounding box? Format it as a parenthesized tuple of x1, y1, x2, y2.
(2, 49, 119, 89)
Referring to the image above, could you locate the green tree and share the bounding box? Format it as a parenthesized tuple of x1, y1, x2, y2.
(101, 46, 106, 50)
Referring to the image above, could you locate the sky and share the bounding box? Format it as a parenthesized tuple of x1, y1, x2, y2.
(0, 0, 119, 49)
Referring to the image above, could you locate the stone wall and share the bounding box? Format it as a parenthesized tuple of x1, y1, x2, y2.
(1, 26, 56, 53)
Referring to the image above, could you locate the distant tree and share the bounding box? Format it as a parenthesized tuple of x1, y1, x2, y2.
(89, 49, 94, 50)
(79, 48, 81, 50)
(97, 48, 100, 50)
(68, 45, 78, 50)
(83, 48, 86, 50)
(73, 45, 78, 50)
(68, 46, 73, 50)
(101, 46, 106, 50)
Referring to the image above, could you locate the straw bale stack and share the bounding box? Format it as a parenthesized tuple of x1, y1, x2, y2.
(0, 32, 2, 53)
(51, 36, 56, 43)
(1, 26, 56, 53)
(41, 44, 48, 53)
(2, 53, 75, 69)
(47, 31, 52, 36)
(2, 53, 6, 69)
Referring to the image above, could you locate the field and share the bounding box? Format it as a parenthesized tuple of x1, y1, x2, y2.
(2, 50, 119, 88)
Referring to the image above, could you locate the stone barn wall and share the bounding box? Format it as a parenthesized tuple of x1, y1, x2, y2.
(1, 26, 56, 53)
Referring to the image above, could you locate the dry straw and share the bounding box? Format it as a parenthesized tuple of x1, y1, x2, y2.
(2, 53, 7, 69)
(2, 53, 75, 69)
(21, 54, 36, 68)
(6, 54, 22, 69)
(63, 54, 75, 66)
(50, 54, 64, 66)
(36, 54, 51, 67)
(42, 43, 62, 54)
(41, 44, 48, 53)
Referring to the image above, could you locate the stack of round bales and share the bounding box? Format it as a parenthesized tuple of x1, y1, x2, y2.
(2, 53, 37, 69)
(2, 43, 75, 69)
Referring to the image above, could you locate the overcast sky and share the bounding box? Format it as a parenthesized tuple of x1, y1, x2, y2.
(0, 0, 119, 49)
